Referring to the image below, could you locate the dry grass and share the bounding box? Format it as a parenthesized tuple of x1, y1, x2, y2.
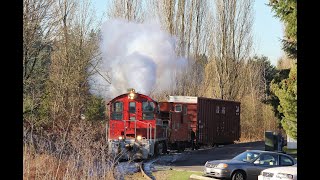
(239, 137, 263, 143)
(240, 96, 278, 141)
(23, 120, 120, 180)
(23, 146, 69, 180)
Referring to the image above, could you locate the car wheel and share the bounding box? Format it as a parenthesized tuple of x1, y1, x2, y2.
(231, 171, 246, 180)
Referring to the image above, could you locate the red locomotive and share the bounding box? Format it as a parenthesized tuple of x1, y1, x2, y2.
(106, 89, 241, 160)
(107, 89, 168, 160)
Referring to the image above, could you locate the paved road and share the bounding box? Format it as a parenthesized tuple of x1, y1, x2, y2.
(153, 141, 265, 172)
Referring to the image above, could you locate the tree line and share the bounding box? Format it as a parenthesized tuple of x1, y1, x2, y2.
(106, 0, 296, 140)
(23, 0, 296, 150)
(23, 0, 296, 179)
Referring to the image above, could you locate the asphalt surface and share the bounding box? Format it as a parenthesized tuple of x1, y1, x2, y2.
(153, 141, 265, 172)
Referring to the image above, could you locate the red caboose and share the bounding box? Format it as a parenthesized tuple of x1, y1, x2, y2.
(159, 96, 241, 151)
(107, 89, 168, 160)
(159, 96, 198, 151)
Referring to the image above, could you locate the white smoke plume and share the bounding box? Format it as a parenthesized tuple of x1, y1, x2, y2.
(90, 19, 187, 98)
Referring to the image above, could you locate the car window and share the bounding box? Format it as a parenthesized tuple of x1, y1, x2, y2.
(254, 154, 278, 166)
(280, 155, 294, 166)
(233, 151, 260, 162)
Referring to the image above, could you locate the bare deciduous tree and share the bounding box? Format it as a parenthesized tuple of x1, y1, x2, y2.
(23, 0, 60, 128)
(23, 0, 56, 81)
(277, 55, 296, 70)
(239, 57, 277, 140)
(47, 0, 101, 126)
(209, 0, 254, 100)
(107, 0, 144, 22)
(150, 0, 211, 97)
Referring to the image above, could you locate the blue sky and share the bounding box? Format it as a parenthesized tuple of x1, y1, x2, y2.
(253, 0, 284, 65)
(92, 0, 284, 66)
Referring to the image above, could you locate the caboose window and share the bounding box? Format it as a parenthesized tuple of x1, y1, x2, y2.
(112, 102, 123, 120)
(183, 105, 187, 115)
(129, 102, 136, 113)
(175, 104, 182, 112)
(143, 101, 155, 120)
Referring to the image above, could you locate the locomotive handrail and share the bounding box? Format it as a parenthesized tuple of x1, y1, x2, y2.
(134, 120, 153, 141)
(119, 120, 153, 141)
(122, 120, 127, 139)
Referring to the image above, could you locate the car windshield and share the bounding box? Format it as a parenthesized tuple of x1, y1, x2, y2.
(233, 151, 261, 162)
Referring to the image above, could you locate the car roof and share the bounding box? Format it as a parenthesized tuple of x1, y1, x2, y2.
(245, 150, 288, 155)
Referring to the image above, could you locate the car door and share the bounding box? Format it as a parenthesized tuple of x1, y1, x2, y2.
(246, 153, 279, 180)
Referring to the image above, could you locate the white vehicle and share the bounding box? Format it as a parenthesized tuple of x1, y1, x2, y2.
(258, 164, 297, 180)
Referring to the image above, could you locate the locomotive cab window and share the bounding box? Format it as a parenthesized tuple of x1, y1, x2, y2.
(129, 102, 136, 113)
(175, 104, 182, 112)
(112, 101, 123, 120)
(142, 101, 155, 120)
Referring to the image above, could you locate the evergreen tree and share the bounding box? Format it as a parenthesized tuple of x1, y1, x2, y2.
(269, 0, 297, 59)
(271, 65, 297, 139)
(268, 69, 290, 120)
(253, 55, 277, 100)
(269, 0, 297, 140)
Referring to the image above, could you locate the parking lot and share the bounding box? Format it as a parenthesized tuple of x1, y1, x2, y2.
(153, 141, 265, 172)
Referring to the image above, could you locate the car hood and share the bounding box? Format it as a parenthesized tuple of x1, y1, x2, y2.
(207, 159, 247, 165)
(262, 166, 297, 175)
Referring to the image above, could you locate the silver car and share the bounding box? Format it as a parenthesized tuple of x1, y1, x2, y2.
(204, 150, 296, 180)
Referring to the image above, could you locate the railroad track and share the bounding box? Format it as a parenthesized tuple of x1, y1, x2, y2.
(140, 161, 154, 180)
(139, 154, 163, 180)
(116, 150, 177, 180)
(138, 151, 181, 180)
(116, 157, 158, 180)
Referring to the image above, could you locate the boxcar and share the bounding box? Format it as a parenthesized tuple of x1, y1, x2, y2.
(197, 97, 240, 146)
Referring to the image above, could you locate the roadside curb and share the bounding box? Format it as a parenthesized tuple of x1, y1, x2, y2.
(189, 174, 214, 180)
